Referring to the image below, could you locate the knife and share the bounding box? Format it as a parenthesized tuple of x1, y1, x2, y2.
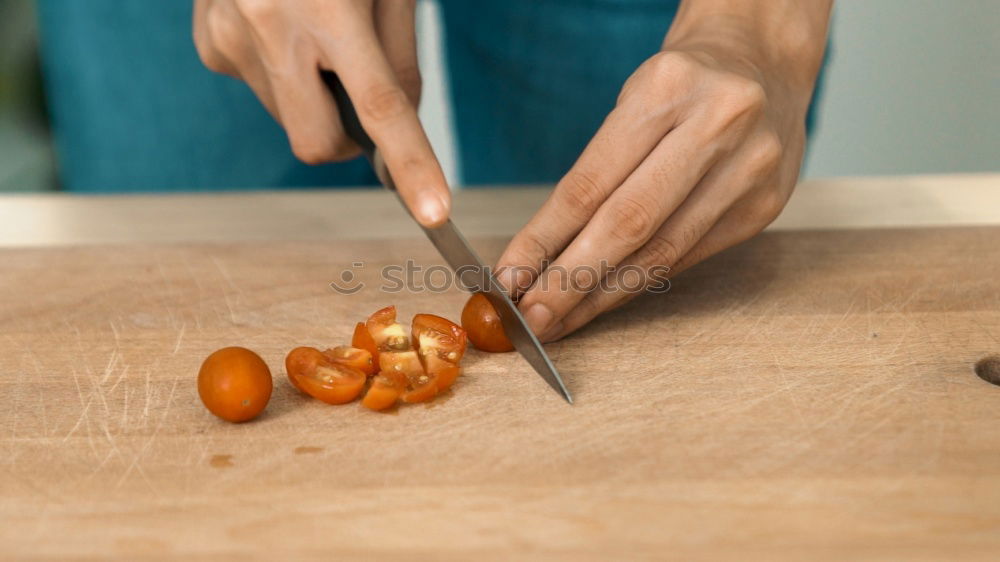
(322, 72, 572, 404)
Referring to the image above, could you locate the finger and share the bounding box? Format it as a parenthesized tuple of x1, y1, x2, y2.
(518, 117, 719, 339)
(231, 2, 359, 163)
(550, 136, 785, 340)
(671, 188, 788, 275)
(493, 83, 679, 297)
(374, 0, 420, 106)
(320, 16, 449, 227)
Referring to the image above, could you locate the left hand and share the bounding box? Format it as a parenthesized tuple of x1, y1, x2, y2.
(495, 11, 830, 341)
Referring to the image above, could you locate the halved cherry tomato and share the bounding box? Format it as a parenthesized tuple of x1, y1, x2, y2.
(286, 346, 366, 404)
(461, 293, 514, 352)
(366, 305, 410, 351)
(285, 346, 325, 393)
(423, 354, 461, 392)
(362, 371, 406, 411)
(351, 322, 380, 372)
(198, 347, 272, 423)
(324, 345, 375, 376)
(412, 313, 467, 364)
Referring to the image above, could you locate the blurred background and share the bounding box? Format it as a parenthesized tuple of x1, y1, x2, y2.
(1, 0, 997, 192)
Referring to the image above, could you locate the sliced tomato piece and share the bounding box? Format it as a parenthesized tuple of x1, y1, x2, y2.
(285, 346, 327, 393)
(351, 321, 380, 372)
(286, 346, 366, 404)
(324, 345, 375, 376)
(361, 372, 406, 411)
(401, 371, 438, 403)
(380, 349, 438, 403)
(366, 305, 410, 351)
(379, 350, 424, 380)
(412, 313, 467, 364)
(423, 354, 461, 392)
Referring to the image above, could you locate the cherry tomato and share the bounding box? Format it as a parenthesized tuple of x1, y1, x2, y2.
(401, 372, 438, 403)
(461, 293, 514, 352)
(324, 345, 375, 376)
(412, 313, 467, 364)
(198, 347, 272, 422)
(351, 322, 380, 372)
(423, 354, 461, 392)
(362, 371, 406, 411)
(366, 305, 410, 351)
(286, 346, 366, 405)
(285, 346, 325, 393)
(379, 350, 424, 380)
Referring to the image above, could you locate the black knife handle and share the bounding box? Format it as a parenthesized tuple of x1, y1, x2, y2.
(321, 71, 376, 157)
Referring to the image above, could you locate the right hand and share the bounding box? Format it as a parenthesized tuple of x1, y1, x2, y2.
(194, 0, 449, 226)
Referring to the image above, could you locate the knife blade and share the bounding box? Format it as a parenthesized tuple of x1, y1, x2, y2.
(322, 71, 572, 404)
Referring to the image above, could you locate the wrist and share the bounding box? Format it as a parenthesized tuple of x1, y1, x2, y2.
(662, 1, 832, 95)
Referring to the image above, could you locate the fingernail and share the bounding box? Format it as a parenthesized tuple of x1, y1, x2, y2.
(524, 303, 554, 336)
(418, 192, 448, 227)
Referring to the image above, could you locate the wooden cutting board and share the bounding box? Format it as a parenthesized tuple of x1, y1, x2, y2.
(2, 223, 999, 560)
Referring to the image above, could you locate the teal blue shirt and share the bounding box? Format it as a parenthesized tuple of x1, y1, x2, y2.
(37, 1, 823, 192)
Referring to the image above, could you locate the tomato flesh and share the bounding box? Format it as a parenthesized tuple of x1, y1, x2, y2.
(362, 372, 405, 411)
(423, 354, 461, 392)
(324, 345, 375, 375)
(412, 313, 467, 364)
(366, 305, 410, 351)
(462, 293, 514, 352)
(286, 346, 366, 404)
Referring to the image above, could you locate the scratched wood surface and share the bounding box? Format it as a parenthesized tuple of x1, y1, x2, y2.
(2, 221, 1000, 560)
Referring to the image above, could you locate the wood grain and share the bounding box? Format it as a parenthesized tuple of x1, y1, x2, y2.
(2, 224, 1000, 560)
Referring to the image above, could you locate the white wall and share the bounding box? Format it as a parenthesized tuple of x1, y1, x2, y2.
(417, 0, 1000, 185)
(804, 0, 1000, 177)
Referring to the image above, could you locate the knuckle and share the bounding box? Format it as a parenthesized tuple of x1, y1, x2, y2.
(720, 76, 766, 115)
(289, 134, 341, 165)
(749, 130, 783, 176)
(202, 7, 236, 58)
(360, 84, 412, 123)
(234, 0, 277, 25)
(606, 196, 658, 245)
(642, 233, 683, 267)
(394, 66, 423, 103)
(750, 190, 787, 224)
(557, 170, 605, 219)
(649, 51, 696, 79)
(194, 39, 226, 73)
(514, 230, 556, 265)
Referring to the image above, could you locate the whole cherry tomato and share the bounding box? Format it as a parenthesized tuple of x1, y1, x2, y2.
(198, 347, 272, 423)
(461, 293, 514, 352)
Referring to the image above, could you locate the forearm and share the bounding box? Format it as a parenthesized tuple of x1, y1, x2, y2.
(664, 0, 833, 91)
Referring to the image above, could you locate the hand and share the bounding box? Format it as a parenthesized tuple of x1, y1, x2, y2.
(496, 2, 831, 341)
(193, 0, 449, 226)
